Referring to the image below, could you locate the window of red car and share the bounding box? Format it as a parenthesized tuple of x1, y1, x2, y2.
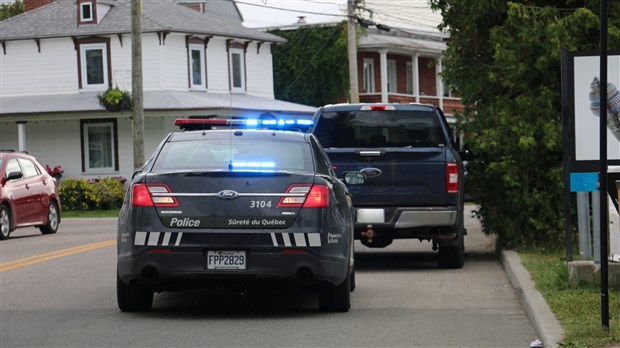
(17, 158, 40, 178)
(5, 158, 21, 178)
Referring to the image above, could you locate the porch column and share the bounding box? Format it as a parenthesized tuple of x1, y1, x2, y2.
(16, 121, 27, 152)
(380, 49, 388, 103)
(437, 58, 444, 110)
(413, 54, 420, 103)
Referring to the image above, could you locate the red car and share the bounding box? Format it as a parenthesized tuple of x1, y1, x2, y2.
(0, 150, 61, 240)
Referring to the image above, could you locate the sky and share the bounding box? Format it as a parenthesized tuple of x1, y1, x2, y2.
(0, 0, 444, 32)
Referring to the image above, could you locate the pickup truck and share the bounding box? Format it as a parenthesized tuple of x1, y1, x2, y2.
(311, 103, 465, 268)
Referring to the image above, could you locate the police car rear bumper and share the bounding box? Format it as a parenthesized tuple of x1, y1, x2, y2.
(117, 249, 348, 288)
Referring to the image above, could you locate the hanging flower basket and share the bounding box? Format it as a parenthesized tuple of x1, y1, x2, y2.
(97, 87, 133, 113)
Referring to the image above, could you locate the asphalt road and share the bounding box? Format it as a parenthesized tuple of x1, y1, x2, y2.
(0, 207, 538, 347)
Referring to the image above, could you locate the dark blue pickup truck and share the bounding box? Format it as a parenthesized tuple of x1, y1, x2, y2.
(311, 103, 465, 268)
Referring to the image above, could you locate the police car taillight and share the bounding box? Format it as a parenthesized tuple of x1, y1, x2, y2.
(359, 105, 396, 111)
(132, 183, 179, 207)
(277, 184, 329, 208)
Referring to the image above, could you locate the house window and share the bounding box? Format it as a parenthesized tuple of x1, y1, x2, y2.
(81, 119, 118, 173)
(80, 43, 108, 90)
(363, 58, 375, 93)
(189, 44, 206, 89)
(387, 60, 397, 93)
(80, 2, 94, 22)
(229, 48, 245, 92)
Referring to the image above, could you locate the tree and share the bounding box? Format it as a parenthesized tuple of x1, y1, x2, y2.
(269, 23, 349, 107)
(0, 0, 25, 20)
(430, 0, 620, 248)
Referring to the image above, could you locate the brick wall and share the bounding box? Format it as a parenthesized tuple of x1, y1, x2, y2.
(25, 0, 55, 11)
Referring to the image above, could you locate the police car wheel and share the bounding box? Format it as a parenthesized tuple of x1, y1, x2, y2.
(318, 269, 351, 312)
(117, 272, 153, 312)
(350, 268, 356, 292)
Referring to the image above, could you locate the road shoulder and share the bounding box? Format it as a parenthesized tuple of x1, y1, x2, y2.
(501, 249, 565, 348)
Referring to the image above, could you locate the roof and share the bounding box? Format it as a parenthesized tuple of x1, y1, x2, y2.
(0, 90, 316, 116)
(0, 0, 285, 43)
(358, 29, 447, 56)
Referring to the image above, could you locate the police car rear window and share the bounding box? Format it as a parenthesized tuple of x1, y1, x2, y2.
(314, 110, 446, 148)
(152, 139, 315, 173)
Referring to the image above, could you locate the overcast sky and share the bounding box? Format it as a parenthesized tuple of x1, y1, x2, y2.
(0, 0, 443, 32)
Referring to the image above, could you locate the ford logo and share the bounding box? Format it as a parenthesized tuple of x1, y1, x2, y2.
(216, 190, 240, 200)
(360, 167, 382, 178)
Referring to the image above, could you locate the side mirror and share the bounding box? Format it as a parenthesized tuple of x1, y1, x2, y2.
(6, 171, 23, 181)
(343, 171, 366, 185)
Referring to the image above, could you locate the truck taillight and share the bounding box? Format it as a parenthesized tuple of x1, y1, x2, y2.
(277, 184, 329, 208)
(132, 183, 178, 207)
(446, 163, 459, 194)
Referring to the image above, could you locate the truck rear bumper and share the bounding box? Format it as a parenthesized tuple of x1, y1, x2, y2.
(356, 207, 458, 229)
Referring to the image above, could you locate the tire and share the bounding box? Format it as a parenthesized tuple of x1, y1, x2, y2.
(39, 201, 59, 235)
(0, 205, 11, 240)
(438, 225, 465, 269)
(318, 269, 351, 312)
(350, 267, 356, 292)
(117, 272, 153, 312)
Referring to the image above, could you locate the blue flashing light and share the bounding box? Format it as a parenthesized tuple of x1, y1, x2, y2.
(175, 117, 313, 131)
(231, 161, 277, 169)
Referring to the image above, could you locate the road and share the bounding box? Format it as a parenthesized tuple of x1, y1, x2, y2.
(0, 207, 538, 347)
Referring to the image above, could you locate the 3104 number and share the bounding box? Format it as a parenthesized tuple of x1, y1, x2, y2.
(250, 200, 272, 208)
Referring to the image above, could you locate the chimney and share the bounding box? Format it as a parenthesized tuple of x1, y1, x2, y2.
(25, 0, 55, 12)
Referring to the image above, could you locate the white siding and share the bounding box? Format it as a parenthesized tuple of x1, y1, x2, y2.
(109, 35, 132, 91)
(246, 42, 275, 99)
(0, 38, 78, 97)
(159, 34, 189, 91)
(206, 39, 229, 93)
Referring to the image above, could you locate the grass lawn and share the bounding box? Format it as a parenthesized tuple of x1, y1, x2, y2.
(62, 209, 120, 218)
(519, 251, 620, 348)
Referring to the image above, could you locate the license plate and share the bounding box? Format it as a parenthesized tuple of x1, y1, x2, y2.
(206, 250, 246, 270)
(357, 208, 385, 223)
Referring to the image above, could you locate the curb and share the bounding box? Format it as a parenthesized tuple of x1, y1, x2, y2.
(500, 249, 564, 348)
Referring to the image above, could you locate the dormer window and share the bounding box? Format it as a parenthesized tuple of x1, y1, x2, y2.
(78, 0, 97, 25)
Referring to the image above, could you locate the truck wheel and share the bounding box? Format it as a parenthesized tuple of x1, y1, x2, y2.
(117, 272, 153, 312)
(438, 226, 465, 269)
(319, 269, 351, 312)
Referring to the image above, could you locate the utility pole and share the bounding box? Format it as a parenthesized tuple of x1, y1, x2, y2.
(131, 0, 145, 171)
(347, 0, 359, 103)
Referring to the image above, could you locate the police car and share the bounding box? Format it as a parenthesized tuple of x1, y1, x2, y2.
(117, 118, 365, 312)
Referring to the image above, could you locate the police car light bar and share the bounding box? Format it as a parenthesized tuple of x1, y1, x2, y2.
(174, 118, 314, 131)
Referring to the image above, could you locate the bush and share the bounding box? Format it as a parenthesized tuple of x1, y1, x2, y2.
(89, 177, 126, 210)
(58, 178, 100, 211)
(58, 176, 127, 211)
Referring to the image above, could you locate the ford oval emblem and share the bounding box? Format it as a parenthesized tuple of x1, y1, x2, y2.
(217, 190, 240, 200)
(360, 167, 382, 178)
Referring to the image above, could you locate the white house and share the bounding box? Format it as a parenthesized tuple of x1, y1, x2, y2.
(0, 0, 316, 181)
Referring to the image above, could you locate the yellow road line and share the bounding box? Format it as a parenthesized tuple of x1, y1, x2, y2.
(0, 239, 117, 273)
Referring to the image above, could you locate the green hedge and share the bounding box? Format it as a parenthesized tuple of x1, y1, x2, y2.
(59, 177, 126, 211)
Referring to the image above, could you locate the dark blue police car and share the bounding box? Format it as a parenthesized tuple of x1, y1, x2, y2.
(117, 118, 364, 312)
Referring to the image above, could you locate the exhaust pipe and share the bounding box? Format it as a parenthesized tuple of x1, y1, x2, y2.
(141, 266, 159, 282)
(296, 267, 313, 284)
